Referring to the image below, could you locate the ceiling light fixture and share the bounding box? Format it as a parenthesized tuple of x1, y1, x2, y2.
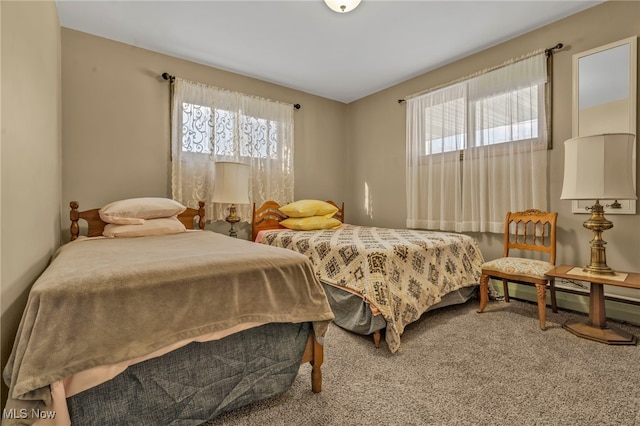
(324, 0, 361, 13)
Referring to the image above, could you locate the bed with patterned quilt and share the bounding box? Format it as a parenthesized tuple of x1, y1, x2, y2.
(2, 198, 334, 426)
(252, 200, 485, 353)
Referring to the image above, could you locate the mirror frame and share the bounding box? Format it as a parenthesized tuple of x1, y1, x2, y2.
(571, 36, 637, 214)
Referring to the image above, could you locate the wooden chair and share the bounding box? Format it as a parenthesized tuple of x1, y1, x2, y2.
(477, 209, 558, 330)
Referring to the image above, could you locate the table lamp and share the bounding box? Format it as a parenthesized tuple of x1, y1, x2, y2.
(213, 161, 250, 238)
(560, 133, 637, 275)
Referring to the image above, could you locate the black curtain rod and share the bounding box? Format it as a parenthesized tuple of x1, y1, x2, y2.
(397, 42, 564, 104)
(545, 43, 564, 57)
(161, 72, 301, 109)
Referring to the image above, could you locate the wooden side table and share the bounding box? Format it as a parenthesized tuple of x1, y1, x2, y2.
(545, 265, 639, 345)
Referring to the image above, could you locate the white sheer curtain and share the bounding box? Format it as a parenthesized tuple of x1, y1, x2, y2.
(406, 53, 549, 233)
(171, 78, 294, 222)
(406, 84, 465, 231)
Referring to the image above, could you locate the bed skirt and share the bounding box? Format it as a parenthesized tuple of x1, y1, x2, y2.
(66, 322, 311, 425)
(323, 283, 476, 336)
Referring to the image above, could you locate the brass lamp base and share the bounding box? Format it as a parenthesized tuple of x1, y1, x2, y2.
(582, 199, 615, 275)
(225, 203, 241, 238)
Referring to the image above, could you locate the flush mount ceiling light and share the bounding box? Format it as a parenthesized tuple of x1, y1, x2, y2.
(324, 0, 361, 13)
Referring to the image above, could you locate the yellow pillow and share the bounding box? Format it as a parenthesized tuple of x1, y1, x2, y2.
(280, 216, 342, 231)
(279, 200, 338, 218)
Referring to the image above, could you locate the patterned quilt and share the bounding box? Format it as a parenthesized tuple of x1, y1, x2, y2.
(261, 224, 484, 352)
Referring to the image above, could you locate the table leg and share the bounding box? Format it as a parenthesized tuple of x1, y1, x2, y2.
(563, 282, 637, 345)
(588, 282, 606, 327)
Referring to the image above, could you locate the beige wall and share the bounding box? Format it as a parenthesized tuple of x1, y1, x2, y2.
(61, 28, 348, 240)
(347, 1, 640, 319)
(1, 0, 62, 407)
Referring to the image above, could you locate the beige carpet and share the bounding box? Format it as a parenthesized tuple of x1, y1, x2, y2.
(203, 299, 640, 426)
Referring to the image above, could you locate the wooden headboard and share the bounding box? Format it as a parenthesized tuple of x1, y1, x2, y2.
(251, 200, 344, 242)
(69, 201, 206, 241)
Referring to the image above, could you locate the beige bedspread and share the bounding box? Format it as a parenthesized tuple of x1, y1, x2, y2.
(3, 231, 334, 423)
(260, 225, 484, 352)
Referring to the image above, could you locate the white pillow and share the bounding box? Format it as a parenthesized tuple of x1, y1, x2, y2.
(103, 217, 187, 238)
(99, 197, 186, 225)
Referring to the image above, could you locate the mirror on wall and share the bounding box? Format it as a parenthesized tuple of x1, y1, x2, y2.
(572, 36, 637, 214)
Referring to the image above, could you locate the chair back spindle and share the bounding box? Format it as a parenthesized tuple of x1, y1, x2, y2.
(504, 209, 557, 265)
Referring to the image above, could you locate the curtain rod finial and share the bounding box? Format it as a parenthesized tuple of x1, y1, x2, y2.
(545, 43, 564, 57)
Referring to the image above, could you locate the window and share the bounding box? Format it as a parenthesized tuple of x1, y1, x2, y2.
(424, 83, 544, 155)
(407, 53, 549, 233)
(472, 86, 540, 146)
(181, 102, 212, 154)
(424, 96, 465, 154)
(181, 103, 280, 159)
(171, 79, 294, 223)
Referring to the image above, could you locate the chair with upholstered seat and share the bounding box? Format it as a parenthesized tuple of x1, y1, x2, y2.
(477, 209, 558, 330)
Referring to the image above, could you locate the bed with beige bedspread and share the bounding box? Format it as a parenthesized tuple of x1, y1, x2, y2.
(3, 229, 333, 425)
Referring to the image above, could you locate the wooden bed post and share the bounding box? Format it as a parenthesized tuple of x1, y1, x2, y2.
(70, 201, 80, 241)
(373, 330, 381, 348)
(310, 337, 324, 393)
(301, 330, 324, 393)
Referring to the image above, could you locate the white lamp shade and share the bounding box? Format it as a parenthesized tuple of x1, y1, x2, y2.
(212, 162, 250, 204)
(324, 0, 361, 13)
(560, 133, 637, 200)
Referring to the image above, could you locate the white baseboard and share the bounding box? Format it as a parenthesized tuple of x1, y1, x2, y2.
(490, 279, 640, 326)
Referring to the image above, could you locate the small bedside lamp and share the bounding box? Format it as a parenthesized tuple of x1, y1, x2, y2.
(560, 133, 637, 275)
(213, 161, 250, 238)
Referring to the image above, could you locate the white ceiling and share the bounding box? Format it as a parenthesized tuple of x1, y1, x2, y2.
(56, 0, 604, 103)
